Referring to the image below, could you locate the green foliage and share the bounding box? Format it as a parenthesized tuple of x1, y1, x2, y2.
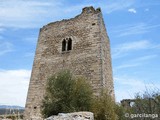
(71, 77, 93, 111)
(41, 70, 93, 118)
(131, 91, 160, 115)
(91, 91, 117, 120)
(41, 70, 119, 119)
(114, 104, 126, 120)
(120, 90, 160, 120)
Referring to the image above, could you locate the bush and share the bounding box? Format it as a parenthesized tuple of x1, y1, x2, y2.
(91, 90, 117, 120)
(41, 70, 118, 119)
(131, 90, 160, 115)
(114, 104, 126, 120)
(41, 70, 93, 118)
(120, 90, 160, 120)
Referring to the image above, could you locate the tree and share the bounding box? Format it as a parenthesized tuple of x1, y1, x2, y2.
(131, 91, 160, 120)
(41, 70, 118, 119)
(120, 90, 160, 120)
(41, 70, 93, 118)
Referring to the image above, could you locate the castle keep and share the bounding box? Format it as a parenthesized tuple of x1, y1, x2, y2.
(24, 6, 114, 119)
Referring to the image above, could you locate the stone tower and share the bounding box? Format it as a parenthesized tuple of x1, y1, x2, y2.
(24, 6, 114, 120)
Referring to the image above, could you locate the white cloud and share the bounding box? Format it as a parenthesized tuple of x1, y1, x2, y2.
(23, 37, 37, 44)
(99, 0, 135, 14)
(0, 41, 13, 56)
(115, 63, 140, 70)
(0, 28, 5, 33)
(112, 55, 158, 81)
(0, 69, 31, 106)
(145, 8, 149, 12)
(0, 0, 93, 28)
(113, 55, 157, 72)
(0, 0, 63, 28)
(128, 8, 137, 13)
(112, 40, 150, 58)
(0, 27, 5, 40)
(115, 90, 134, 102)
(131, 55, 157, 62)
(117, 40, 149, 50)
(112, 40, 160, 59)
(114, 76, 160, 102)
(110, 23, 160, 37)
(0, 0, 136, 28)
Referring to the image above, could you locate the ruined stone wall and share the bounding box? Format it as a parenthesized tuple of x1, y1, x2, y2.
(24, 6, 114, 120)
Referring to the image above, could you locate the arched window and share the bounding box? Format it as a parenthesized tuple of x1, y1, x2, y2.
(67, 38, 72, 51)
(62, 39, 66, 51)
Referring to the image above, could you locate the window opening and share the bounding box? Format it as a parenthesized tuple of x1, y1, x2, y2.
(67, 38, 72, 51)
(62, 39, 66, 51)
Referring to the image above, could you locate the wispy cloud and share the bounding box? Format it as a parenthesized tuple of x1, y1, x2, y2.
(23, 37, 37, 44)
(115, 63, 140, 70)
(0, 69, 31, 106)
(114, 55, 157, 72)
(112, 40, 160, 60)
(128, 8, 137, 13)
(114, 76, 160, 101)
(63, 0, 135, 15)
(131, 55, 157, 62)
(115, 76, 160, 92)
(0, 0, 91, 28)
(0, 28, 5, 33)
(111, 23, 160, 37)
(116, 40, 149, 51)
(144, 8, 149, 12)
(0, 41, 13, 56)
(0, 27, 5, 39)
(0, 0, 136, 28)
(112, 40, 150, 58)
(99, 0, 135, 14)
(0, 0, 62, 28)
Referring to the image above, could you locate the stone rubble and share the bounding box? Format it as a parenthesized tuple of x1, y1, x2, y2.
(45, 112, 94, 120)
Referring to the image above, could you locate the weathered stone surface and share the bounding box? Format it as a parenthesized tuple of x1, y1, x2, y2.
(45, 112, 94, 120)
(24, 6, 114, 120)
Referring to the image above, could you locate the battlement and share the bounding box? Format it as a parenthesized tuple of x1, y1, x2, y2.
(82, 6, 101, 14)
(40, 6, 101, 31)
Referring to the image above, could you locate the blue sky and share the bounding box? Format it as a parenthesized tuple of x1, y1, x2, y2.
(0, 0, 160, 106)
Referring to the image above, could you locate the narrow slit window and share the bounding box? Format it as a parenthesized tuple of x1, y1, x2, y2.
(62, 39, 66, 51)
(67, 38, 72, 51)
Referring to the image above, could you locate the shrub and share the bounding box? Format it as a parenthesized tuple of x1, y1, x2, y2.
(41, 70, 93, 118)
(120, 89, 160, 120)
(131, 90, 160, 115)
(41, 70, 118, 119)
(114, 104, 126, 120)
(91, 90, 117, 120)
